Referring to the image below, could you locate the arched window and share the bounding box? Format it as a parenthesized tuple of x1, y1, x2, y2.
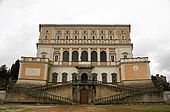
(111, 73, 117, 83)
(62, 72, 68, 83)
(72, 51, 78, 62)
(81, 51, 88, 62)
(101, 73, 107, 83)
(100, 51, 107, 62)
(91, 51, 97, 62)
(52, 72, 58, 82)
(63, 51, 69, 62)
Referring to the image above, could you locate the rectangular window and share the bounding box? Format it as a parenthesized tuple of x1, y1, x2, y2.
(111, 56, 114, 62)
(54, 55, 58, 62)
(42, 55, 46, 58)
(66, 35, 68, 40)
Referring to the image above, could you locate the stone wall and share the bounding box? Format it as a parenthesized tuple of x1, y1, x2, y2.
(46, 85, 72, 99)
(96, 85, 122, 99)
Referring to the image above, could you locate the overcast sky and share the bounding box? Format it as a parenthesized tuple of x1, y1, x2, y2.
(0, 0, 170, 81)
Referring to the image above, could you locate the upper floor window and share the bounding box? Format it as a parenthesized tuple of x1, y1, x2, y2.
(84, 31, 86, 33)
(122, 35, 125, 39)
(101, 31, 103, 33)
(110, 35, 113, 40)
(91, 51, 97, 62)
(45, 35, 48, 39)
(66, 31, 69, 33)
(54, 55, 59, 62)
(84, 36, 86, 40)
(66, 35, 69, 40)
(110, 31, 112, 34)
(42, 55, 46, 58)
(111, 55, 114, 62)
(72, 51, 78, 62)
(58, 31, 60, 33)
(92, 31, 95, 33)
(101, 35, 104, 40)
(100, 51, 107, 62)
(81, 51, 88, 62)
(92, 36, 95, 40)
(57, 35, 60, 40)
(63, 51, 69, 62)
(122, 52, 128, 59)
(75, 35, 78, 40)
(75, 31, 77, 33)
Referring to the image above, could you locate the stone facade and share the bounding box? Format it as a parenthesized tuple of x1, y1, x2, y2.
(15, 24, 154, 104)
(17, 24, 151, 84)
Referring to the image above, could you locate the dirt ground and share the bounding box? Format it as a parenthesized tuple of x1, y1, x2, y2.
(0, 104, 170, 112)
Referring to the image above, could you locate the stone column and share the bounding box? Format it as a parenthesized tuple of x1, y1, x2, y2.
(106, 48, 110, 65)
(97, 48, 100, 65)
(88, 48, 91, 62)
(69, 48, 72, 65)
(78, 48, 81, 62)
(60, 48, 63, 65)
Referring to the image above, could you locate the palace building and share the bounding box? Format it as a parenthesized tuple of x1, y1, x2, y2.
(14, 24, 156, 104)
(17, 24, 151, 85)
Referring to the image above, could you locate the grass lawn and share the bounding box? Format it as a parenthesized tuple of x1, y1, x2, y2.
(0, 104, 170, 112)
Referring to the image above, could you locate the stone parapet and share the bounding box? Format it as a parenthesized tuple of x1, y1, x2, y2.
(118, 57, 149, 65)
(21, 57, 49, 63)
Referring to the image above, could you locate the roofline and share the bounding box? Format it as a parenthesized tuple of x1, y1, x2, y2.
(39, 24, 131, 32)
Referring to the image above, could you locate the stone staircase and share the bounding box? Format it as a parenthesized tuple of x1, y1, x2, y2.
(7, 81, 74, 104)
(95, 82, 163, 104)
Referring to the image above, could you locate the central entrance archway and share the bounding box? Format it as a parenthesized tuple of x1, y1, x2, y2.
(81, 73, 88, 83)
(80, 88, 88, 104)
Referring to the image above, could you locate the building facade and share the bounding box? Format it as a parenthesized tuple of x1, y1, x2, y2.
(17, 24, 151, 86)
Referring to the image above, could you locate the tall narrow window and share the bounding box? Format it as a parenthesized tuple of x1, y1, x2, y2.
(72, 51, 78, 62)
(81, 51, 88, 62)
(72, 73, 77, 82)
(110, 35, 113, 40)
(92, 73, 97, 81)
(100, 51, 107, 62)
(84, 36, 86, 40)
(66, 35, 68, 39)
(92, 36, 95, 40)
(57, 36, 60, 40)
(62, 73, 68, 83)
(63, 51, 69, 62)
(54, 55, 59, 62)
(52, 72, 58, 82)
(102, 73, 107, 83)
(45, 35, 48, 39)
(75, 35, 77, 40)
(101, 36, 104, 40)
(91, 51, 97, 62)
(112, 73, 117, 83)
(111, 56, 114, 62)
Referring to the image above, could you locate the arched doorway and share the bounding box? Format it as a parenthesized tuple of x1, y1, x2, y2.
(80, 89, 88, 104)
(81, 73, 88, 83)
